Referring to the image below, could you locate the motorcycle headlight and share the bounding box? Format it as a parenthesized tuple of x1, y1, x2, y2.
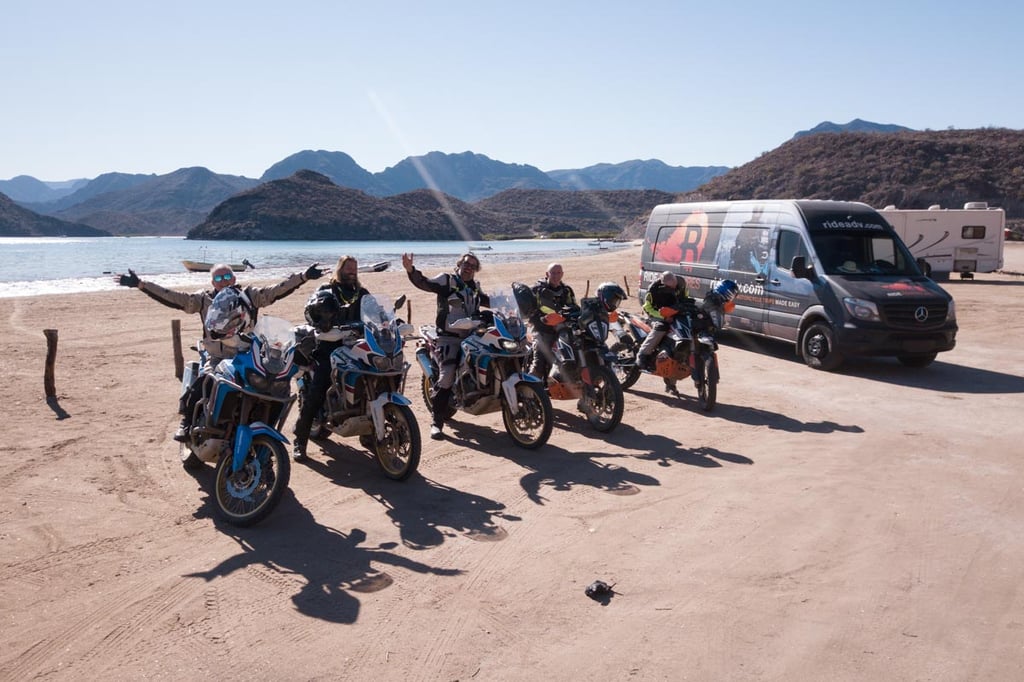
(499, 338, 520, 352)
(246, 369, 271, 392)
(372, 354, 402, 372)
(587, 320, 609, 342)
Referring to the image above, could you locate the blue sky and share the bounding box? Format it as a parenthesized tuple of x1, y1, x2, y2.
(3, 0, 1022, 181)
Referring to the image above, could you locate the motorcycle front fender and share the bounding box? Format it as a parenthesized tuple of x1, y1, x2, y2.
(368, 392, 412, 440)
(500, 372, 541, 415)
(233, 422, 288, 472)
(415, 348, 436, 380)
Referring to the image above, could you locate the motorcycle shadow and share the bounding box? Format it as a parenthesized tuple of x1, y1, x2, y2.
(185, 483, 463, 624)
(550, 411, 754, 469)
(622, 384, 863, 435)
(290, 432, 523, 552)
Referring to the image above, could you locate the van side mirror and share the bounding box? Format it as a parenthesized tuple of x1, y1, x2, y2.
(792, 255, 814, 280)
(916, 257, 932, 277)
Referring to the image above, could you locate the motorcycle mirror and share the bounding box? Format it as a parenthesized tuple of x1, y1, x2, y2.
(393, 294, 407, 311)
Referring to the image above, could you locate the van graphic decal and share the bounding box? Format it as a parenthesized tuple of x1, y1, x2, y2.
(881, 281, 931, 295)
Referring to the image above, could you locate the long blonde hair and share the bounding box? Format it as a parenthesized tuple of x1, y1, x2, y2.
(331, 255, 358, 285)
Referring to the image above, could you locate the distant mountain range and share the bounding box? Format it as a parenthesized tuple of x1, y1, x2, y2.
(4, 120, 1023, 239)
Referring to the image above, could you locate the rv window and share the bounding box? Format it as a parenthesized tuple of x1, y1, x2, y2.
(962, 225, 986, 239)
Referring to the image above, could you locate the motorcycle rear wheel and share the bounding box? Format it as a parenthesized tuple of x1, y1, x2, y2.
(501, 382, 553, 449)
(696, 353, 717, 411)
(421, 373, 457, 420)
(585, 366, 624, 433)
(213, 435, 290, 527)
(371, 403, 421, 481)
(609, 340, 641, 389)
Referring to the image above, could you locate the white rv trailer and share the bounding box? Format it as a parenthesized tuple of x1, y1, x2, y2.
(878, 202, 1005, 280)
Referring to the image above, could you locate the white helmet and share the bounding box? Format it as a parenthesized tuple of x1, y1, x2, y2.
(205, 287, 254, 340)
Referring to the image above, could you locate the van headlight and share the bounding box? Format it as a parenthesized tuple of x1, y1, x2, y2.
(946, 299, 956, 322)
(842, 297, 880, 321)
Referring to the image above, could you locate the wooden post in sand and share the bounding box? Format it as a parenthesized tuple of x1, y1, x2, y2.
(623, 275, 631, 297)
(44, 329, 59, 398)
(171, 319, 184, 380)
(406, 300, 412, 324)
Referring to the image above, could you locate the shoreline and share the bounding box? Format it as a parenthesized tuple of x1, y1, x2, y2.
(0, 239, 639, 299)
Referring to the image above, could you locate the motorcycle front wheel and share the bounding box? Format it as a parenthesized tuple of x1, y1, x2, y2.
(501, 382, 553, 449)
(370, 403, 421, 481)
(695, 353, 717, 412)
(213, 435, 290, 527)
(585, 366, 624, 433)
(608, 340, 641, 389)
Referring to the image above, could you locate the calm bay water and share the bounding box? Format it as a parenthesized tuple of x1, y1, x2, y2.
(0, 237, 630, 298)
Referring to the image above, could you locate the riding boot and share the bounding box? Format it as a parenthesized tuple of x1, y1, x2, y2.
(432, 387, 453, 428)
(291, 436, 308, 462)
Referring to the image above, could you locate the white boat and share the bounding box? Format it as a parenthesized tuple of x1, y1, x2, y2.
(182, 258, 253, 272)
(358, 260, 390, 273)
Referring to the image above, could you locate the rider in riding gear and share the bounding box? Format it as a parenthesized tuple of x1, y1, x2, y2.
(636, 271, 696, 371)
(403, 252, 489, 440)
(291, 255, 370, 462)
(528, 262, 578, 381)
(114, 262, 323, 441)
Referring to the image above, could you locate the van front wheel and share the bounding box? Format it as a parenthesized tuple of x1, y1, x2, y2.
(802, 322, 843, 371)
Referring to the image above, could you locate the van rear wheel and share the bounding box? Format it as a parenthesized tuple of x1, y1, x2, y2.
(802, 322, 843, 371)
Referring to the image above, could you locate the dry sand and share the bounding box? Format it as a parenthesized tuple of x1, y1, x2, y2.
(2, 243, 1024, 680)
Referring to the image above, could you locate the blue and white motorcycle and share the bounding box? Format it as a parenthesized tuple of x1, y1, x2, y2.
(179, 302, 300, 527)
(416, 288, 553, 449)
(296, 294, 421, 480)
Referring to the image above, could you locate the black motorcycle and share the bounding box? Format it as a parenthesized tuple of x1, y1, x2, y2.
(528, 297, 624, 432)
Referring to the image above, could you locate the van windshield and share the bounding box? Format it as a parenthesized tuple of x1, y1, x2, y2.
(810, 231, 920, 276)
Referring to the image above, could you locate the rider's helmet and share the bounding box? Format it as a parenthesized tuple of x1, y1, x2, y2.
(596, 282, 626, 311)
(205, 286, 254, 339)
(711, 280, 739, 301)
(304, 289, 341, 332)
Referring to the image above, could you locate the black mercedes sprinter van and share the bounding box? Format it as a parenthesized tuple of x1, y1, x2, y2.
(638, 200, 957, 370)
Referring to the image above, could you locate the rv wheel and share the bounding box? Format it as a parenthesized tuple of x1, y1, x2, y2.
(801, 322, 843, 371)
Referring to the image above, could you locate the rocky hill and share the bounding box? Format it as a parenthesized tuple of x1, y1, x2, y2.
(546, 160, 729, 192)
(682, 128, 1024, 218)
(7, 123, 1024, 239)
(188, 170, 511, 240)
(0, 192, 109, 237)
(49, 168, 259, 235)
(476, 189, 675, 236)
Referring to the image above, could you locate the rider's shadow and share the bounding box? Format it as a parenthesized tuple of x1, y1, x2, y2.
(186, 483, 462, 623)
(492, 442, 662, 504)
(293, 435, 522, 550)
(360, 475, 523, 549)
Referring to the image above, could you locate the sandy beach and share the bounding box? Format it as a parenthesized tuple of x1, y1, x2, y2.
(3, 243, 1024, 680)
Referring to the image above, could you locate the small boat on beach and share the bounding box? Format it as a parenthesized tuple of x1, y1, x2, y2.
(182, 258, 254, 273)
(358, 260, 390, 273)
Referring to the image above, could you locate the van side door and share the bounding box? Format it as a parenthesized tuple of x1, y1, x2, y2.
(763, 227, 815, 343)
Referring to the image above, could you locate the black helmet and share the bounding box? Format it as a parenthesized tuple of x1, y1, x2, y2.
(596, 282, 626, 311)
(304, 289, 341, 332)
